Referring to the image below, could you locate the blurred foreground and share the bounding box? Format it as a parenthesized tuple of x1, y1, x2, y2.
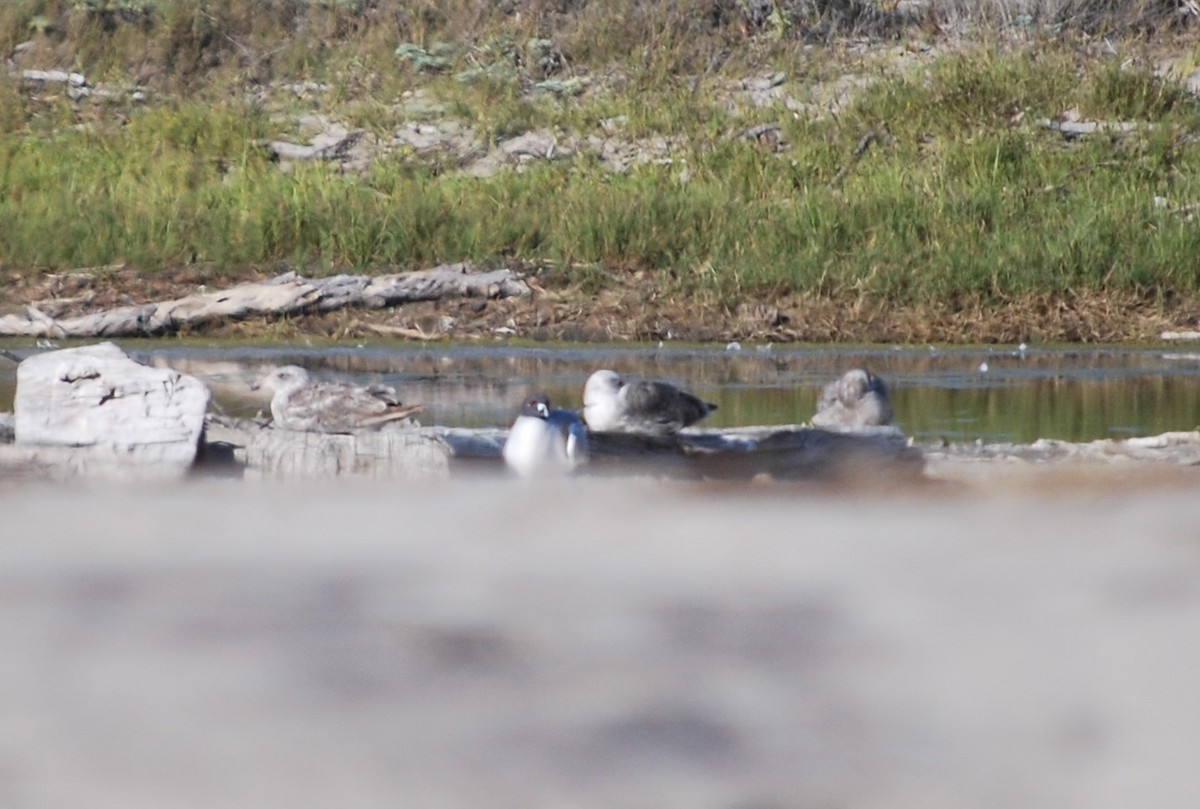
(1, 471, 1199, 808)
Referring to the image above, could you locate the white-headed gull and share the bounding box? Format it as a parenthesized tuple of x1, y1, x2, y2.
(582, 369, 717, 435)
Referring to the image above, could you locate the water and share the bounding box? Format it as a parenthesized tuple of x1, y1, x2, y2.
(3, 340, 1200, 443)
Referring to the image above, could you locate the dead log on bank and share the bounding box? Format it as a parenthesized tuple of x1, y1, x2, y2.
(0, 265, 530, 339)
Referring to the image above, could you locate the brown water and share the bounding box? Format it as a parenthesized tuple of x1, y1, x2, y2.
(3, 340, 1200, 443)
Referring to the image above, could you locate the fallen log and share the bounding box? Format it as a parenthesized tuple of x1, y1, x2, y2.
(0, 265, 530, 339)
(926, 430, 1200, 467)
(1036, 118, 1150, 137)
(20, 69, 87, 86)
(198, 416, 923, 482)
(201, 418, 506, 480)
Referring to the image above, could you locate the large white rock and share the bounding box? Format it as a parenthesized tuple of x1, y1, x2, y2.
(13, 342, 209, 476)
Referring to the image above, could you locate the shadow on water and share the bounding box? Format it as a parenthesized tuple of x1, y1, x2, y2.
(2, 340, 1199, 443)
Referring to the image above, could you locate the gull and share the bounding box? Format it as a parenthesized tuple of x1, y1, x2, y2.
(582, 369, 717, 434)
(502, 393, 589, 478)
(811, 368, 893, 431)
(253, 365, 422, 433)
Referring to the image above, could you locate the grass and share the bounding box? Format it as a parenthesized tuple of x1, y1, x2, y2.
(2, 0, 1200, 318)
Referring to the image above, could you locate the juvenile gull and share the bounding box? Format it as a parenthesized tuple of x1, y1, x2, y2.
(811, 368, 893, 431)
(502, 393, 589, 478)
(254, 365, 422, 433)
(582, 369, 717, 435)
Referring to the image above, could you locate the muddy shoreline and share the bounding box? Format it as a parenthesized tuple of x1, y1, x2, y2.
(3, 264, 1197, 344)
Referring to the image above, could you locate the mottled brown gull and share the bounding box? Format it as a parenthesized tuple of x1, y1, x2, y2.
(811, 368, 893, 431)
(502, 393, 589, 478)
(582, 369, 716, 435)
(254, 365, 422, 433)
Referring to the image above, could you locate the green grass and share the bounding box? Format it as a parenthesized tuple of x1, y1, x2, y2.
(2, 2, 1200, 310)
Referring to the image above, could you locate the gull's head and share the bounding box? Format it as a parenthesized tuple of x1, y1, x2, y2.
(842, 368, 887, 402)
(521, 393, 552, 420)
(253, 365, 312, 395)
(583, 369, 623, 405)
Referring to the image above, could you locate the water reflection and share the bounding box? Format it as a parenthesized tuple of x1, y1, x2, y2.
(1, 341, 1199, 443)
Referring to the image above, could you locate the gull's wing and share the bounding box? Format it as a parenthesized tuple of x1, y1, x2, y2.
(564, 419, 590, 463)
(547, 408, 589, 465)
(622, 380, 715, 431)
(286, 382, 418, 433)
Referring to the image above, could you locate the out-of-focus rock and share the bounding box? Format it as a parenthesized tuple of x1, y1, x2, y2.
(10, 342, 209, 478)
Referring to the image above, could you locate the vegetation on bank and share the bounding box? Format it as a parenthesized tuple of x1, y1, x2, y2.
(2, 0, 1200, 317)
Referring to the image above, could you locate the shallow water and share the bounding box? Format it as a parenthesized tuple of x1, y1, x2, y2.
(3, 340, 1200, 443)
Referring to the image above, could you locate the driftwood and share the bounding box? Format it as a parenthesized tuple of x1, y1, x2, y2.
(0, 265, 530, 339)
(582, 426, 922, 482)
(1036, 118, 1150, 137)
(927, 430, 1200, 467)
(20, 69, 86, 86)
(186, 419, 1200, 482)
(201, 417, 507, 480)
(269, 131, 361, 162)
(9, 342, 209, 478)
(830, 126, 889, 188)
(198, 417, 922, 482)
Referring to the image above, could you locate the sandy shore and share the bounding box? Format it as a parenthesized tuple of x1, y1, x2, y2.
(1, 473, 1199, 809)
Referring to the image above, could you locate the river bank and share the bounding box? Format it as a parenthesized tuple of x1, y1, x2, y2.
(2, 263, 1197, 343)
(3, 2, 1200, 342)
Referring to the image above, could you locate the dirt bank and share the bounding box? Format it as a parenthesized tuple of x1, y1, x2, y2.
(3, 264, 1197, 344)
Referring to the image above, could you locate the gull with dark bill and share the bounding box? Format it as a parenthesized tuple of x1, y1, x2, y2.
(502, 393, 589, 478)
(582, 369, 717, 435)
(253, 365, 422, 433)
(811, 368, 893, 431)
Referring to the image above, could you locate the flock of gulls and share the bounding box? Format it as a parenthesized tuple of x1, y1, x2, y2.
(253, 365, 894, 478)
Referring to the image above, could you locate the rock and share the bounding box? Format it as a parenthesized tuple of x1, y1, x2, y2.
(12, 342, 209, 477)
(393, 120, 480, 160)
